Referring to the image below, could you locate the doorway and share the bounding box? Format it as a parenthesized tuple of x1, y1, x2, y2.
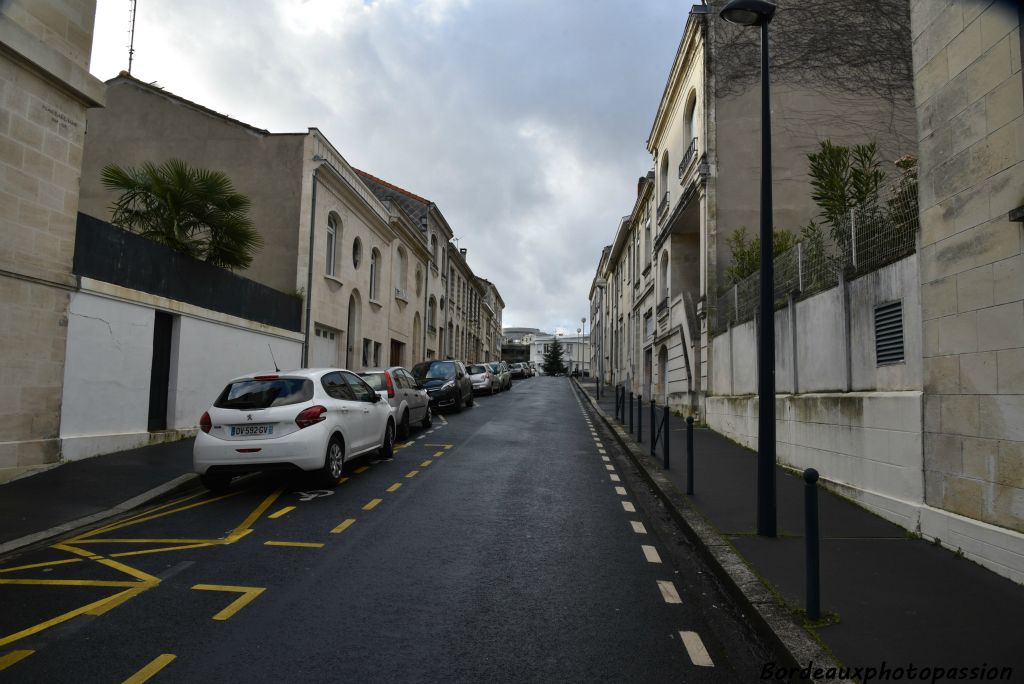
(147, 311, 174, 431)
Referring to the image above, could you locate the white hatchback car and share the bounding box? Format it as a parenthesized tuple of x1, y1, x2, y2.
(193, 369, 395, 491)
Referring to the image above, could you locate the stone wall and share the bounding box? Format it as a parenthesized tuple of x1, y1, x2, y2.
(913, 0, 1024, 535)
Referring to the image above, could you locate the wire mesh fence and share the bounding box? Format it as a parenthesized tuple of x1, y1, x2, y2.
(714, 175, 919, 335)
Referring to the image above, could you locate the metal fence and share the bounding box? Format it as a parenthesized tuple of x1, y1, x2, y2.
(714, 178, 919, 334)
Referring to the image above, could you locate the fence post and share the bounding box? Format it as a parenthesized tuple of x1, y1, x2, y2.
(804, 468, 821, 620)
(797, 241, 804, 293)
(733, 285, 739, 324)
(629, 392, 634, 434)
(650, 400, 656, 455)
(850, 208, 857, 269)
(664, 406, 671, 470)
(637, 394, 643, 443)
(686, 416, 694, 494)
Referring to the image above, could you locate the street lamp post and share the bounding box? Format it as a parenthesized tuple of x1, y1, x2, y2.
(721, 0, 777, 538)
(581, 317, 587, 376)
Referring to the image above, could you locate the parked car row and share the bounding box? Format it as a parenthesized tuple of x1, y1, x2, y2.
(193, 359, 535, 492)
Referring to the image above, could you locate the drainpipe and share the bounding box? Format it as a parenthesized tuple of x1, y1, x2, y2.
(302, 167, 319, 368)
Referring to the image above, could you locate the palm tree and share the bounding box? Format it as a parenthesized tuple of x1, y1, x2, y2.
(100, 158, 263, 270)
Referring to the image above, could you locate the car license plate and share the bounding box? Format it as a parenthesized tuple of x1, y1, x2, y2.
(230, 424, 273, 437)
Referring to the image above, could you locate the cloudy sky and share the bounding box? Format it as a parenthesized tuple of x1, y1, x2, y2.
(89, 0, 695, 336)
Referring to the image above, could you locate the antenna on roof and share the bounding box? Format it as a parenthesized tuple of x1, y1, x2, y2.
(127, 0, 138, 75)
(268, 344, 280, 372)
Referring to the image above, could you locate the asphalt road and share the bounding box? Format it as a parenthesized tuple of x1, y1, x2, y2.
(0, 376, 771, 682)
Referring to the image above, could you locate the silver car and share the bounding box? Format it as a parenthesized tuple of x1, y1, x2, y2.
(468, 363, 498, 395)
(359, 366, 431, 439)
(487, 361, 511, 391)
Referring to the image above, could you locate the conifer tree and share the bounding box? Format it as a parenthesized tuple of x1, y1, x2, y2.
(542, 336, 568, 376)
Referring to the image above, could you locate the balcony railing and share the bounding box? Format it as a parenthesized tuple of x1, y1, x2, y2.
(656, 191, 670, 223)
(678, 137, 698, 179)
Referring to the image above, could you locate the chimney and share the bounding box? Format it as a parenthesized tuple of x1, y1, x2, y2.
(460, 248, 467, 257)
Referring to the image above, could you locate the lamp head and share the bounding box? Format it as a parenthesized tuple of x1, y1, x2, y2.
(720, 0, 776, 26)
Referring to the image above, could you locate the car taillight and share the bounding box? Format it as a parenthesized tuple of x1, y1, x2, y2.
(486, 372, 493, 379)
(295, 405, 327, 429)
(384, 371, 395, 398)
(200, 411, 212, 434)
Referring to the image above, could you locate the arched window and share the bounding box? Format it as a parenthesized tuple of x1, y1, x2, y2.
(326, 214, 339, 276)
(428, 296, 438, 329)
(415, 264, 423, 296)
(659, 152, 670, 203)
(396, 246, 408, 296)
(431, 234, 439, 263)
(352, 237, 362, 268)
(660, 251, 669, 303)
(370, 248, 380, 300)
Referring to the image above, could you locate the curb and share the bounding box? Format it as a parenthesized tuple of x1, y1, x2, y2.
(573, 380, 840, 683)
(0, 473, 200, 558)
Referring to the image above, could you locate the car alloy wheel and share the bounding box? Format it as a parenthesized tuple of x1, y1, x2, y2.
(326, 437, 344, 480)
(380, 420, 395, 459)
(420, 405, 432, 428)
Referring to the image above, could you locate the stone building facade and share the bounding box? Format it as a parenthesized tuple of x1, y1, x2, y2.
(0, 1, 105, 475)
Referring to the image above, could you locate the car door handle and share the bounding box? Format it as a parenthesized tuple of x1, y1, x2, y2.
(339, 407, 350, 413)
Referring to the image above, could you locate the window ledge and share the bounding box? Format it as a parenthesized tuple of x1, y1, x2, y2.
(323, 274, 344, 287)
(369, 298, 383, 309)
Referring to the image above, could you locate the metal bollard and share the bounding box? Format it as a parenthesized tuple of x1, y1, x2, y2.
(650, 400, 656, 456)
(686, 416, 694, 493)
(637, 395, 642, 443)
(628, 392, 634, 434)
(664, 406, 671, 470)
(804, 468, 821, 620)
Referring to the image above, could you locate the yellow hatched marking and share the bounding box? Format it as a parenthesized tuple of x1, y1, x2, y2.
(405, 470, 419, 478)
(73, 538, 225, 544)
(337, 477, 349, 484)
(0, 579, 142, 588)
(362, 498, 383, 511)
(354, 466, 369, 474)
(386, 483, 402, 493)
(230, 489, 284, 538)
(86, 587, 146, 616)
(424, 444, 453, 449)
(73, 491, 204, 541)
(433, 451, 445, 458)
(268, 506, 295, 519)
(263, 541, 324, 548)
(421, 460, 433, 467)
(110, 542, 217, 558)
(69, 491, 237, 541)
(0, 650, 33, 671)
(0, 558, 83, 574)
(0, 589, 149, 648)
(192, 584, 266, 620)
(331, 518, 356, 534)
(123, 654, 176, 684)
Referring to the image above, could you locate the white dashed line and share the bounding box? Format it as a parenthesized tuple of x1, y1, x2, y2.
(598, 449, 606, 455)
(610, 474, 621, 482)
(630, 521, 647, 534)
(680, 632, 714, 667)
(595, 441, 604, 448)
(602, 456, 610, 462)
(622, 501, 635, 512)
(657, 580, 682, 604)
(641, 545, 662, 563)
(615, 486, 627, 495)
(605, 464, 615, 471)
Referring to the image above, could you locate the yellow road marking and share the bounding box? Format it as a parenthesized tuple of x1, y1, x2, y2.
(337, 477, 349, 484)
(74, 491, 204, 541)
(228, 489, 284, 539)
(69, 491, 237, 541)
(424, 444, 453, 449)
(0, 579, 143, 588)
(110, 542, 217, 558)
(331, 519, 356, 534)
(405, 470, 419, 478)
(354, 466, 369, 474)
(433, 451, 445, 458)
(421, 460, 433, 467)
(0, 558, 83, 574)
(362, 498, 382, 511)
(73, 538, 226, 544)
(192, 584, 266, 620)
(263, 541, 324, 548)
(123, 654, 176, 684)
(268, 506, 295, 519)
(0, 589, 150, 648)
(0, 650, 33, 671)
(87, 587, 147, 616)
(386, 483, 402, 493)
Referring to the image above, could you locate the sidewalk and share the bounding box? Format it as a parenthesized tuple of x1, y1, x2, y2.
(0, 439, 196, 555)
(576, 378, 1024, 680)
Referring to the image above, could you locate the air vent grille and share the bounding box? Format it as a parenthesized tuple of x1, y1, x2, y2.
(874, 301, 904, 366)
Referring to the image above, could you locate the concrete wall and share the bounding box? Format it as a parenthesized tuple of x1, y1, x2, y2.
(78, 77, 305, 295)
(60, 287, 302, 461)
(0, 1, 105, 468)
(913, 0, 1024, 540)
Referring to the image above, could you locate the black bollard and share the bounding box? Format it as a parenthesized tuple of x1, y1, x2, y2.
(804, 468, 821, 620)
(664, 406, 671, 470)
(637, 395, 643, 443)
(628, 392, 634, 434)
(686, 416, 694, 493)
(650, 400, 656, 456)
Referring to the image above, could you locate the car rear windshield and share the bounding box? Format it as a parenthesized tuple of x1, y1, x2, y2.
(214, 378, 313, 409)
(360, 373, 385, 391)
(412, 361, 455, 380)
(468, 365, 487, 374)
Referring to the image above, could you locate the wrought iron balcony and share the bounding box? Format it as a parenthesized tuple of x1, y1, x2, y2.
(678, 137, 698, 179)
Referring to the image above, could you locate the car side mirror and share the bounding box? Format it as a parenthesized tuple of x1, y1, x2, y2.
(370, 393, 381, 403)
